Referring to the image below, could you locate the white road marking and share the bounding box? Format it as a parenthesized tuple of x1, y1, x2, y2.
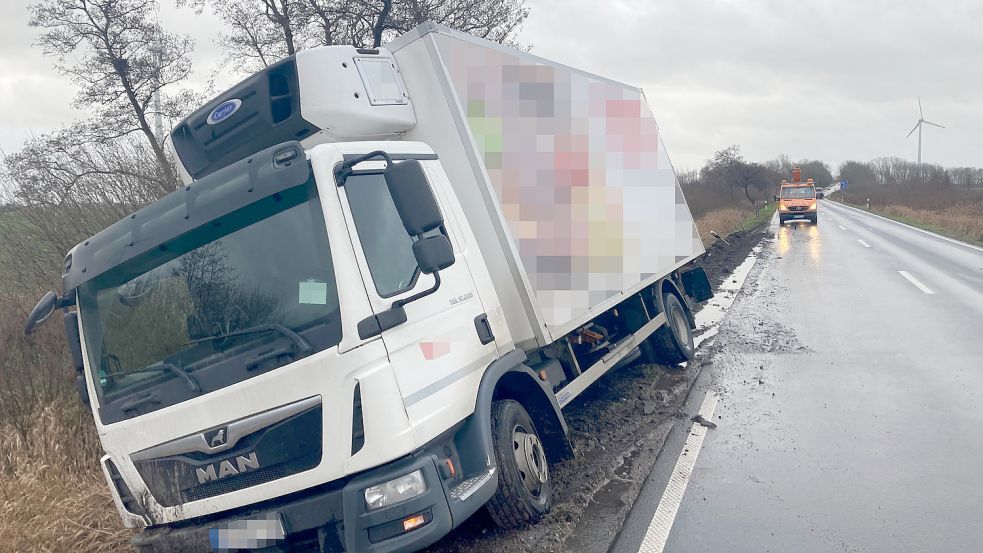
(827, 200, 983, 253)
(636, 391, 720, 553)
(838, 225, 846, 230)
(898, 271, 935, 294)
(857, 239, 871, 248)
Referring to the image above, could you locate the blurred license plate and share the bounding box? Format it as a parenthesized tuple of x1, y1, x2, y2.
(792, 214, 805, 218)
(209, 514, 285, 551)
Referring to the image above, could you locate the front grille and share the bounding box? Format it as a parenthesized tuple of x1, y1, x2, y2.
(135, 404, 322, 507)
(184, 464, 290, 503)
(789, 206, 807, 212)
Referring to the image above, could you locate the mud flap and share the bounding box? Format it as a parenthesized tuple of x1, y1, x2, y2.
(681, 267, 713, 303)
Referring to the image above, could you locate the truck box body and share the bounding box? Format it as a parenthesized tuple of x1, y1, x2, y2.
(389, 24, 704, 348)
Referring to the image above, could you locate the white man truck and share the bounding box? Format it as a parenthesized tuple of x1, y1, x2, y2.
(25, 23, 711, 553)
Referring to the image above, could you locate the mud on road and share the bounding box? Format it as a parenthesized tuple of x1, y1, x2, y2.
(425, 228, 768, 553)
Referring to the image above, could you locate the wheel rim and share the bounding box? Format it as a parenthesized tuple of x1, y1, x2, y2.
(512, 424, 548, 497)
(669, 302, 692, 350)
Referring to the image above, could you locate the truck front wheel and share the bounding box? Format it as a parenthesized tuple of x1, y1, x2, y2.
(647, 292, 695, 365)
(486, 400, 553, 529)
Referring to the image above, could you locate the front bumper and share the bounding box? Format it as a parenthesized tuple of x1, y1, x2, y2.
(132, 454, 454, 553)
(780, 210, 816, 220)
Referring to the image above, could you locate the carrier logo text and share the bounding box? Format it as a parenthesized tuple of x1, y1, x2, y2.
(195, 452, 260, 484)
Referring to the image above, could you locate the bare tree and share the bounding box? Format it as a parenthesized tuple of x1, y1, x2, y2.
(796, 160, 833, 187)
(186, 0, 528, 72)
(1, 127, 171, 290)
(385, 0, 528, 46)
(29, 0, 194, 185)
(695, 146, 777, 208)
(180, 0, 309, 68)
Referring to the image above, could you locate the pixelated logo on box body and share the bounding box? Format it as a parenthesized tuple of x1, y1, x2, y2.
(437, 35, 702, 327)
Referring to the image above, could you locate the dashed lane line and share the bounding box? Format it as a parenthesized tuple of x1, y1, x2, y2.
(857, 239, 871, 248)
(898, 270, 935, 294)
(826, 199, 983, 253)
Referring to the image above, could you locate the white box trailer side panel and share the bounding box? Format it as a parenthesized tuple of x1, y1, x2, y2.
(393, 24, 704, 346)
(431, 29, 706, 341)
(391, 36, 541, 349)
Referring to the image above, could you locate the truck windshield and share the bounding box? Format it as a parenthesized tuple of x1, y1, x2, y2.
(781, 186, 816, 199)
(77, 178, 341, 423)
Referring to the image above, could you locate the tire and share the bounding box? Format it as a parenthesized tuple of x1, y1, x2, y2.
(811, 214, 818, 225)
(647, 292, 694, 365)
(486, 400, 552, 529)
(779, 214, 787, 224)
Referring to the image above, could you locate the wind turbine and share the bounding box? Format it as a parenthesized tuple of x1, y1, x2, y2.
(906, 97, 944, 164)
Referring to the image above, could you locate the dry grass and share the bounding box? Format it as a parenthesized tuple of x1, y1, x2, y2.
(695, 208, 744, 247)
(0, 407, 133, 553)
(1, 296, 133, 553)
(877, 203, 983, 244)
(695, 206, 773, 247)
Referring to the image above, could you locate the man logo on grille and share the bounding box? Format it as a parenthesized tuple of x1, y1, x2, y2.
(195, 452, 261, 484)
(205, 427, 228, 448)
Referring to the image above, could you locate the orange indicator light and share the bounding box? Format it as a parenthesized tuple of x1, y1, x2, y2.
(403, 514, 426, 532)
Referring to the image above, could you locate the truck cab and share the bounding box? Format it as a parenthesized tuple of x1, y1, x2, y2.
(66, 138, 512, 552)
(776, 166, 819, 224)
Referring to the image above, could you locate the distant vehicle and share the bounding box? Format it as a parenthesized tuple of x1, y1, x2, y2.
(774, 166, 818, 224)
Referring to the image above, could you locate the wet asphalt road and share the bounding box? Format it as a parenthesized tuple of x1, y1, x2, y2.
(613, 201, 983, 553)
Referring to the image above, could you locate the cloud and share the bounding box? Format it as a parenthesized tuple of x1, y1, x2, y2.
(0, 1, 235, 153)
(1, 0, 980, 173)
(520, 0, 983, 171)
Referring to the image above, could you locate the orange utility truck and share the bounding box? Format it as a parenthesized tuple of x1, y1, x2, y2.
(775, 166, 820, 224)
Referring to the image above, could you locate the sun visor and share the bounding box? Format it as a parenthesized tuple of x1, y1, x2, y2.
(63, 142, 309, 293)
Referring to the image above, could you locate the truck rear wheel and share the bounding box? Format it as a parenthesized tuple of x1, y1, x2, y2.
(647, 292, 694, 365)
(486, 400, 552, 529)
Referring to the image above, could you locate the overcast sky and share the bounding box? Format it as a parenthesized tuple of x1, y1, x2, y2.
(1, 0, 980, 173)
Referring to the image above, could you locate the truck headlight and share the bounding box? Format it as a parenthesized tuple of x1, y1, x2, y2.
(807, 203, 817, 211)
(364, 470, 427, 511)
(779, 204, 789, 212)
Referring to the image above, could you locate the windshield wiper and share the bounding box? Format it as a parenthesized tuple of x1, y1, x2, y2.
(187, 323, 313, 356)
(111, 362, 201, 394)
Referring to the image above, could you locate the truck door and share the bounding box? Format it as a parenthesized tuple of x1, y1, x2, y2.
(336, 158, 499, 433)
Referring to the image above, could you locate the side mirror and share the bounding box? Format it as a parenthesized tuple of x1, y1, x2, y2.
(25, 291, 58, 335)
(413, 235, 455, 274)
(385, 157, 456, 272)
(773, 195, 780, 202)
(817, 192, 825, 199)
(384, 159, 443, 235)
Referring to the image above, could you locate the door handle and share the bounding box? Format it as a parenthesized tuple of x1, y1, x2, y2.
(474, 313, 495, 345)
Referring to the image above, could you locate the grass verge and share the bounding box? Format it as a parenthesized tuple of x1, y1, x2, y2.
(830, 197, 983, 246)
(695, 204, 775, 247)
